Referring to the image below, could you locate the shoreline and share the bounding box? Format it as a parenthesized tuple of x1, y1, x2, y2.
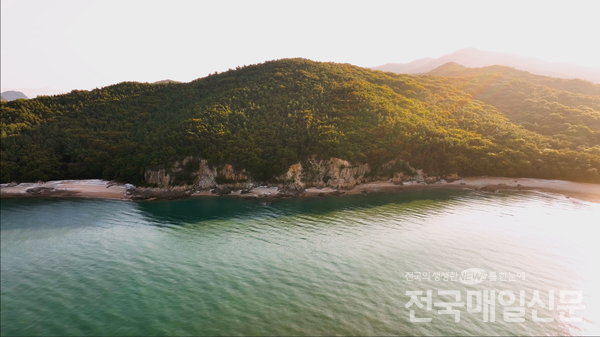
(0, 180, 130, 201)
(301, 177, 600, 203)
(2, 177, 600, 204)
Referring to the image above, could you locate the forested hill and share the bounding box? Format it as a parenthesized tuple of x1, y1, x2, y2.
(425, 63, 600, 148)
(2, 58, 600, 184)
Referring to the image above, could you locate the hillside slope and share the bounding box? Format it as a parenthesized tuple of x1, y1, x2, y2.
(2, 59, 599, 185)
(425, 63, 600, 149)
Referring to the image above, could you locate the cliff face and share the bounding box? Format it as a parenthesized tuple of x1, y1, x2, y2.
(144, 156, 197, 188)
(144, 169, 173, 188)
(282, 157, 371, 189)
(144, 157, 250, 189)
(144, 156, 452, 192)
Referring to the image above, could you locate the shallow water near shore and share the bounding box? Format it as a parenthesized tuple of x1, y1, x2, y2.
(1, 189, 599, 336)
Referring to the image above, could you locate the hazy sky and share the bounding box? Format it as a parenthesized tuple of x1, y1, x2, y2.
(2, 0, 600, 94)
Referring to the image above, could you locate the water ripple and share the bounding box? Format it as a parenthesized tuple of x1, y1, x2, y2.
(2, 190, 599, 336)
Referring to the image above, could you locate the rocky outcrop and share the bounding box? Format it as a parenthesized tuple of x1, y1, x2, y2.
(194, 159, 217, 189)
(216, 164, 248, 184)
(301, 158, 371, 189)
(279, 163, 303, 187)
(212, 185, 235, 196)
(130, 186, 193, 201)
(277, 157, 371, 190)
(445, 173, 460, 183)
(144, 156, 459, 197)
(145, 157, 251, 190)
(143, 156, 197, 187)
(277, 157, 439, 189)
(26, 187, 56, 195)
(144, 169, 174, 188)
(278, 185, 305, 197)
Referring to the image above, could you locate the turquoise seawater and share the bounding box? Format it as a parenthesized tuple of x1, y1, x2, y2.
(1, 189, 599, 336)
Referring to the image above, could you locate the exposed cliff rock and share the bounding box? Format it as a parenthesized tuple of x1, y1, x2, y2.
(144, 156, 458, 196)
(301, 158, 371, 189)
(144, 169, 174, 188)
(195, 159, 217, 189)
(277, 158, 370, 189)
(278, 185, 305, 197)
(145, 157, 251, 190)
(216, 164, 248, 184)
(282, 157, 426, 189)
(279, 163, 303, 187)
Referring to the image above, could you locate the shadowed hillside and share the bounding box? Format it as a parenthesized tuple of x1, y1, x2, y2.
(425, 62, 600, 149)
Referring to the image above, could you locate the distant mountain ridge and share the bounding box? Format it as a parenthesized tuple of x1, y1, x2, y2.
(373, 48, 600, 84)
(373, 57, 434, 74)
(153, 79, 181, 84)
(427, 62, 600, 96)
(0, 91, 28, 101)
(1, 87, 66, 99)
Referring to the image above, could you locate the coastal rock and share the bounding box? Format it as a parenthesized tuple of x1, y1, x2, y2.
(406, 169, 426, 183)
(279, 157, 371, 190)
(310, 158, 371, 189)
(279, 163, 304, 187)
(478, 185, 498, 192)
(144, 168, 175, 188)
(445, 173, 460, 182)
(194, 159, 217, 190)
(218, 164, 248, 183)
(145, 157, 251, 190)
(391, 173, 406, 184)
(424, 177, 439, 184)
(124, 184, 136, 195)
(278, 185, 305, 197)
(144, 155, 443, 199)
(213, 185, 234, 196)
(130, 186, 192, 201)
(26, 187, 56, 195)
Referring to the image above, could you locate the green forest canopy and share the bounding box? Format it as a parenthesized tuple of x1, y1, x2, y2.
(1, 59, 600, 184)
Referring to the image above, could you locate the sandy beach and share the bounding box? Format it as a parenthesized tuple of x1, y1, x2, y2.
(1, 180, 129, 200)
(296, 177, 600, 202)
(2, 177, 600, 203)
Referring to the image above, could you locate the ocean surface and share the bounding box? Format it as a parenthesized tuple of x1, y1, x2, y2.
(1, 189, 599, 336)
